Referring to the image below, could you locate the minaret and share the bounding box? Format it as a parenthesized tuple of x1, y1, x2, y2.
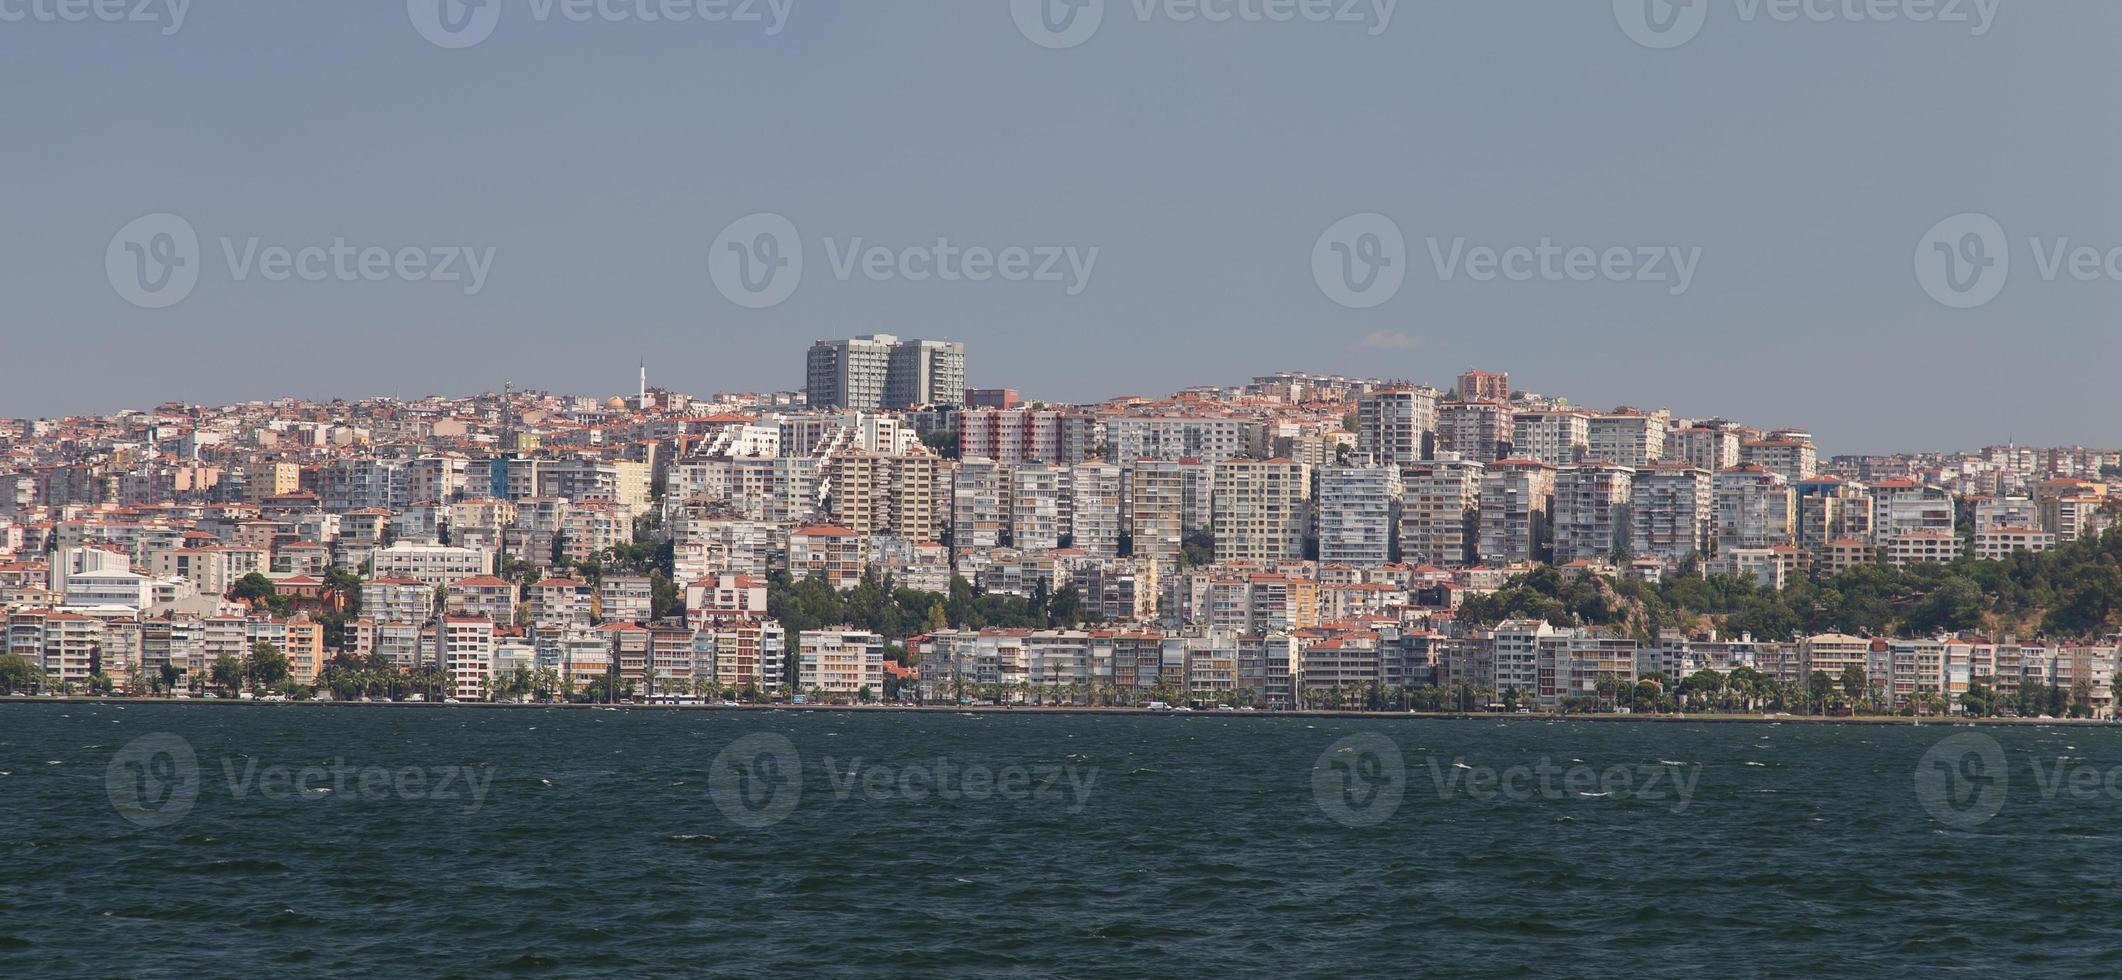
(639, 361, 648, 403)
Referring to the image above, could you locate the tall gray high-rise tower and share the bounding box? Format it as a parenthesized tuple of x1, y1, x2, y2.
(805, 335, 966, 409)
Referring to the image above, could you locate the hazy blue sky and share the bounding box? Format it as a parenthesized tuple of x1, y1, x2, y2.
(3, 0, 2116, 454)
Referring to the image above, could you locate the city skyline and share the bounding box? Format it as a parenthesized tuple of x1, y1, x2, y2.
(4, 355, 2108, 462)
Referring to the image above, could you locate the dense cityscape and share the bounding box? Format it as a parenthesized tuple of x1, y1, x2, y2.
(2, 334, 2117, 718)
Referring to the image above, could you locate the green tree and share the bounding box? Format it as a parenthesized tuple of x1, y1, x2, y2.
(1048, 583, 1083, 627)
(1806, 670, 1835, 715)
(1962, 678, 1996, 717)
(1179, 530, 1215, 569)
(0, 654, 43, 694)
(209, 654, 243, 696)
(1840, 665, 1867, 707)
(244, 642, 290, 692)
(497, 666, 535, 702)
(228, 572, 278, 605)
(649, 572, 683, 621)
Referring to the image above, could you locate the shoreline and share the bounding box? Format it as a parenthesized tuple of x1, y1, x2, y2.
(4, 697, 2115, 725)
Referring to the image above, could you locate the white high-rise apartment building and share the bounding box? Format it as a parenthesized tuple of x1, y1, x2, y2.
(1478, 460, 1556, 563)
(1588, 412, 1668, 467)
(1357, 387, 1439, 468)
(806, 335, 895, 410)
(798, 628, 885, 696)
(437, 617, 495, 701)
(805, 335, 966, 409)
(952, 457, 1010, 561)
(371, 542, 494, 589)
(1212, 458, 1312, 564)
(1315, 463, 1401, 566)
(1124, 460, 1195, 564)
(1740, 436, 1817, 485)
(1670, 427, 1739, 473)
(1068, 462, 1125, 558)
(825, 452, 943, 542)
(885, 339, 968, 408)
(1106, 417, 1261, 463)
(1011, 463, 1068, 553)
(1438, 401, 1515, 464)
(674, 457, 821, 525)
(409, 455, 472, 505)
(1630, 463, 1713, 561)
(1715, 466, 1796, 552)
(1491, 619, 1560, 701)
(1399, 456, 1483, 566)
(1512, 410, 1591, 466)
(1875, 482, 1956, 539)
(322, 457, 412, 513)
(1552, 462, 1634, 564)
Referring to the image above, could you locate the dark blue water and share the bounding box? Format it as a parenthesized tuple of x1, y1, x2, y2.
(4, 704, 2121, 977)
